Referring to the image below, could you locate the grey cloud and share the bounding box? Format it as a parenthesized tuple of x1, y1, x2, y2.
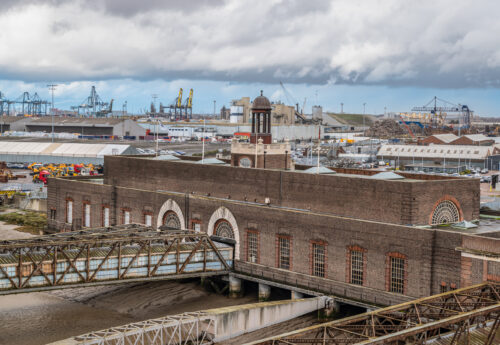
(1, 0, 500, 89)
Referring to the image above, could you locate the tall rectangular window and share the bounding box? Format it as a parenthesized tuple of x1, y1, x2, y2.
(351, 250, 364, 285)
(278, 236, 290, 270)
(247, 231, 258, 263)
(83, 203, 91, 227)
(390, 257, 405, 294)
(66, 200, 73, 224)
(144, 214, 152, 226)
(312, 243, 326, 278)
(103, 207, 110, 227)
(123, 210, 130, 225)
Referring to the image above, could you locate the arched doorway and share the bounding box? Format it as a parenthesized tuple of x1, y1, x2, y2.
(163, 211, 181, 229)
(156, 199, 185, 230)
(207, 206, 240, 259)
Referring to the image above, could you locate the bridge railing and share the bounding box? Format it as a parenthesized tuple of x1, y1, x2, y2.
(0, 224, 233, 293)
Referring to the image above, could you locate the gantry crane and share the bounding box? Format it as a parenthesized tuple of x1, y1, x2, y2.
(71, 86, 111, 117)
(411, 96, 473, 129)
(184, 88, 193, 118)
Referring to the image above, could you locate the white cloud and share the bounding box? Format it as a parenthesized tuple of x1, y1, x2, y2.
(0, 0, 499, 88)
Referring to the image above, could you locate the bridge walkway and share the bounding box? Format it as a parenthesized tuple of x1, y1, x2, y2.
(0, 224, 232, 294)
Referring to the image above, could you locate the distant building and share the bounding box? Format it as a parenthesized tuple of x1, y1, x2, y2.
(23, 117, 146, 137)
(449, 134, 494, 146)
(378, 144, 494, 169)
(420, 133, 459, 145)
(230, 97, 296, 125)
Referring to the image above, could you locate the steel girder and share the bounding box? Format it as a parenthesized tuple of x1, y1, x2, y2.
(0, 224, 232, 293)
(72, 311, 216, 345)
(250, 282, 500, 345)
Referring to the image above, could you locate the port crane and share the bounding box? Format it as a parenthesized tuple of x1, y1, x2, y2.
(410, 96, 472, 129)
(71, 86, 112, 117)
(159, 88, 193, 120)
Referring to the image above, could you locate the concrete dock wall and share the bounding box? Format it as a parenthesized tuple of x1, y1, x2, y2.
(207, 296, 329, 341)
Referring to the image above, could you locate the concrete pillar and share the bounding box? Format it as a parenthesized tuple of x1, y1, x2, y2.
(258, 283, 271, 301)
(291, 290, 304, 300)
(229, 276, 242, 298)
(322, 298, 341, 319)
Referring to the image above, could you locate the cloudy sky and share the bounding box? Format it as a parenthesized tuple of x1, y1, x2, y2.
(1, 0, 500, 115)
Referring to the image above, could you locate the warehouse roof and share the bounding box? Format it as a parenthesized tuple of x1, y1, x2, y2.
(377, 144, 492, 160)
(0, 141, 135, 158)
(457, 134, 492, 142)
(427, 133, 459, 143)
(27, 118, 127, 126)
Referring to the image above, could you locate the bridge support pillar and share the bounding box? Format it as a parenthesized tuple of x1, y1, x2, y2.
(229, 276, 243, 298)
(291, 290, 303, 300)
(258, 283, 271, 301)
(322, 298, 340, 319)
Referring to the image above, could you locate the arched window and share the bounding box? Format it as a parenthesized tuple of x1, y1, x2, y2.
(214, 219, 234, 239)
(163, 211, 181, 229)
(431, 200, 460, 225)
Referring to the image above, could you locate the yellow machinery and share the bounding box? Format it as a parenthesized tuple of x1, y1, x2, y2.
(176, 88, 183, 109)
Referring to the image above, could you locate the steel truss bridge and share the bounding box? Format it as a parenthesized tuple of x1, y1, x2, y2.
(251, 282, 500, 345)
(0, 224, 232, 294)
(70, 311, 215, 345)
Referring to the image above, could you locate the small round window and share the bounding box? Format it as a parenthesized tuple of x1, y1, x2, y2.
(239, 157, 252, 168)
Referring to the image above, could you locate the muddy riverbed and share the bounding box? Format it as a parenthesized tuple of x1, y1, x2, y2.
(0, 221, 257, 345)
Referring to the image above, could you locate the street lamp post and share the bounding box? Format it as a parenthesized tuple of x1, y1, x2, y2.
(47, 84, 58, 143)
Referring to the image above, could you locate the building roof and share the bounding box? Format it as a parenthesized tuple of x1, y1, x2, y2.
(377, 144, 492, 160)
(460, 134, 492, 142)
(195, 158, 226, 165)
(302, 166, 337, 174)
(153, 154, 180, 161)
(0, 141, 135, 162)
(427, 133, 459, 143)
(27, 117, 127, 126)
(0, 116, 26, 124)
(252, 91, 272, 111)
(369, 171, 405, 180)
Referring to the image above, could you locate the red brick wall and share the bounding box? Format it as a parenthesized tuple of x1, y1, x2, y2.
(103, 156, 479, 225)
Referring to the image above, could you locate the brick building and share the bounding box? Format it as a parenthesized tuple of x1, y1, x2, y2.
(45, 93, 498, 307)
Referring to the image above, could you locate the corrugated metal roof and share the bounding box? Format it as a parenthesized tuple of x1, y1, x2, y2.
(462, 134, 492, 142)
(377, 144, 491, 160)
(429, 133, 459, 143)
(0, 141, 133, 158)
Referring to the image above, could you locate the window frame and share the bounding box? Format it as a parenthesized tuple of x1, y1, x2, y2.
(276, 235, 292, 270)
(246, 229, 259, 264)
(310, 240, 327, 278)
(386, 252, 407, 294)
(65, 198, 73, 224)
(82, 201, 91, 228)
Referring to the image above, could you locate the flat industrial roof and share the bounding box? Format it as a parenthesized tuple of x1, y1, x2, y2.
(0, 141, 135, 158)
(378, 144, 492, 160)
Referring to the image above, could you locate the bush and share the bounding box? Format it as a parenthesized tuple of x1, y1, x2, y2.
(0, 211, 47, 234)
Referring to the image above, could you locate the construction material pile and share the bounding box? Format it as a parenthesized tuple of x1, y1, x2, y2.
(365, 119, 406, 138)
(0, 161, 23, 183)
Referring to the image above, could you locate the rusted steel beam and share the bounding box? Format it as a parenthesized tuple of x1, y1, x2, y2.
(88, 243, 118, 281)
(119, 242, 147, 279)
(179, 238, 205, 274)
